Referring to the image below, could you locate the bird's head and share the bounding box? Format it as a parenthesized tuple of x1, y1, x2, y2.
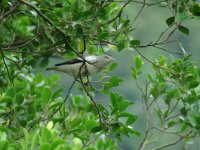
(98, 55, 115, 67)
(104, 55, 115, 62)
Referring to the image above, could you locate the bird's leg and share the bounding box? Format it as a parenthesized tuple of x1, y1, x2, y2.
(82, 75, 90, 88)
(86, 75, 92, 87)
(80, 75, 94, 89)
(86, 76, 103, 91)
(88, 76, 111, 91)
(76, 76, 90, 88)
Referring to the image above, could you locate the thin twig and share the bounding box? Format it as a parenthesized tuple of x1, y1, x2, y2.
(3, 55, 21, 70)
(152, 126, 182, 137)
(79, 75, 102, 123)
(106, 0, 131, 24)
(133, 0, 145, 24)
(16, 0, 80, 56)
(137, 81, 152, 150)
(44, 77, 78, 122)
(0, 47, 14, 86)
(0, 2, 19, 21)
(153, 130, 193, 150)
(133, 47, 175, 75)
(153, 45, 184, 55)
(2, 33, 40, 50)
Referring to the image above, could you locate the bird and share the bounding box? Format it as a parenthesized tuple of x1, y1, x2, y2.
(46, 55, 114, 78)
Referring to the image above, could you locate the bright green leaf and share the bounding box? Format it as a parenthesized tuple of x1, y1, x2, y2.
(14, 94, 24, 105)
(40, 143, 51, 150)
(176, 13, 188, 22)
(85, 120, 98, 131)
(91, 126, 102, 133)
(189, 80, 199, 88)
(42, 87, 52, 106)
(130, 39, 141, 46)
(135, 56, 143, 70)
(41, 127, 52, 143)
(126, 116, 137, 125)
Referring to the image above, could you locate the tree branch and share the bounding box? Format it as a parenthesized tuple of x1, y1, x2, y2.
(153, 130, 193, 150)
(0, 47, 14, 86)
(106, 0, 131, 24)
(79, 75, 102, 124)
(0, 2, 19, 22)
(16, 0, 80, 56)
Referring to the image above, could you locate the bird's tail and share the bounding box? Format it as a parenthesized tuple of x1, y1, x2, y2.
(46, 67, 55, 71)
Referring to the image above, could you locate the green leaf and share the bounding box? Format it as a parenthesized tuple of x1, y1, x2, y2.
(118, 112, 134, 118)
(39, 57, 49, 68)
(191, 3, 200, 16)
(130, 39, 141, 46)
(42, 87, 52, 106)
(109, 76, 123, 86)
(0, 96, 13, 103)
(0, 132, 7, 141)
(147, 74, 154, 82)
(97, 139, 104, 149)
(86, 0, 96, 4)
(109, 62, 118, 71)
(119, 101, 129, 112)
(19, 120, 27, 127)
(117, 41, 125, 51)
(52, 138, 65, 149)
(135, 56, 143, 70)
(131, 68, 138, 79)
(52, 88, 63, 100)
(74, 95, 82, 105)
(110, 92, 117, 106)
(31, 133, 39, 148)
(188, 80, 199, 88)
(0, 0, 9, 7)
(73, 138, 83, 149)
(166, 16, 175, 26)
(85, 103, 94, 112)
(6, 87, 15, 97)
(178, 25, 189, 35)
(70, 118, 82, 128)
(14, 94, 24, 105)
(47, 121, 53, 130)
(41, 127, 52, 143)
(0, 141, 8, 150)
(180, 107, 187, 116)
(85, 120, 98, 131)
(126, 127, 140, 136)
(167, 121, 177, 128)
(79, 39, 85, 52)
(194, 115, 200, 125)
(91, 126, 102, 133)
(49, 97, 63, 110)
(40, 143, 51, 150)
(126, 116, 137, 125)
(175, 13, 188, 22)
(35, 73, 44, 84)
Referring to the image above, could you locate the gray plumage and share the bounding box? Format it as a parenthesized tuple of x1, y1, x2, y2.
(46, 55, 114, 77)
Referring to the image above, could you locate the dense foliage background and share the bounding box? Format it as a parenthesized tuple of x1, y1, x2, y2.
(1, 0, 200, 149)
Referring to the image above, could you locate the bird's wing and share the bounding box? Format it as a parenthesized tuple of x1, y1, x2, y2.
(54, 58, 83, 66)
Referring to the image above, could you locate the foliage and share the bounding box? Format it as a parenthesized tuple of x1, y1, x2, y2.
(0, 0, 200, 149)
(133, 55, 200, 149)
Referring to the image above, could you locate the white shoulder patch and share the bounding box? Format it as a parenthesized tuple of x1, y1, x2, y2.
(85, 55, 97, 62)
